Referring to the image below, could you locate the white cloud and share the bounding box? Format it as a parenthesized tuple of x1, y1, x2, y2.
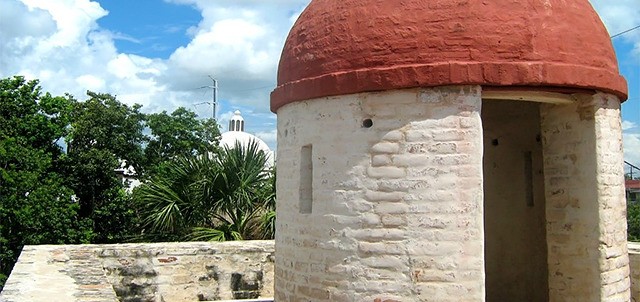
(623, 120, 640, 167)
(623, 120, 638, 131)
(589, 0, 640, 36)
(20, 0, 107, 47)
(168, 17, 274, 83)
(0, 0, 55, 40)
(217, 110, 236, 132)
(160, 0, 309, 111)
(624, 132, 640, 167)
(75, 74, 105, 91)
(589, 0, 640, 60)
(255, 129, 277, 150)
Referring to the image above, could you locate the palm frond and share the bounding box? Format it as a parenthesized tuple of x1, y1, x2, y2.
(135, 138, 276, 241)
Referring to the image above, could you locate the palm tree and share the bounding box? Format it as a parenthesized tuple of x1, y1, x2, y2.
(259, 167, 276, 239)
(135, 139, 275, 241)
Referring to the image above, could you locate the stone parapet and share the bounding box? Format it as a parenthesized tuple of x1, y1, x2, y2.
(0, 241, 274, 302)
(1, 240, 638, 301)
(631, 242, 640, 302)
(1, 245, 117, 302)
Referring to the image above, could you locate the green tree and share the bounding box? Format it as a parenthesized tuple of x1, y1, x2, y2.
(62, 92, 146, 243)
(629, 201, 640, 242)
(135, 140, 274, 242)
(259, 167, 276, 240)
(0, 76, 227, 289)
(144, 107, 220, 175)
(0, 76, 93, 289)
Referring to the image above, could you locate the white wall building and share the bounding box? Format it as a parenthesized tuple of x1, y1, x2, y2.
(220, 110, 274, 167)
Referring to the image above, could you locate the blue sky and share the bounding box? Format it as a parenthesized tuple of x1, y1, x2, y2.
(0, 0, 638, 165)
(614, 37, 640, 124)
(96, 1, 201, 59)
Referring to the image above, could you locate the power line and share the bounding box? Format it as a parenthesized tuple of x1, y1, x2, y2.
(228, 85, 275, 93)
(191, 84, 274, 93)
(612, 25, 640, 39)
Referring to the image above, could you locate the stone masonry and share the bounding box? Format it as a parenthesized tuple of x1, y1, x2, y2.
(631, 243, 640, 302)
(0, 241, 274, 302)
(272, 0, 631, 299)
(2, 240, 640, 300)
(540, 93, 630, 301)
(275, 86, 484, 301)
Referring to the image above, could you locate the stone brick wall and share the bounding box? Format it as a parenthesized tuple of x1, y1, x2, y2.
(631, 243, 640, 302)
(0, 231, 636, 302)
(0, 241, 274, 302)
(275, 86, 485, 301)
(540, 93, 630, 301)
(592, 94, 631, 301)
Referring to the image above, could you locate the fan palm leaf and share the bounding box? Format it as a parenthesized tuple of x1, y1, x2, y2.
(136, 138, 275, 241)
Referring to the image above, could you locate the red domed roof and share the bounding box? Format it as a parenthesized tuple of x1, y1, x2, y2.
(271, 0, 628, 112)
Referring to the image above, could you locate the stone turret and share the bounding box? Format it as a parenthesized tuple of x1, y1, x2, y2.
(271, 0, 629, 301)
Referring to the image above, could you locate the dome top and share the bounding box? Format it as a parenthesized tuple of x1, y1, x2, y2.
(228, 110, 245, 132)
(271, 0, 627, 112)
(220, 131, 274, 167)
(220, 110, 274, 166)
(220, 131, 271, 154)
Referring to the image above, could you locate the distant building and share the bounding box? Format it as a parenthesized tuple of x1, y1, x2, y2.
(627, 179, 640, 202)
(114, 110, 273, 191)
(219, 110, 274, 167)
(114, 160, 140, 192)
(626, 161, 640, 202)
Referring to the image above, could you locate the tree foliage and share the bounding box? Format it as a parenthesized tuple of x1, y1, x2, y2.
(0, 76, 224, 290)
(0, 76, 93, 288)
(135, 140, 275, 242)
(61, 92, 146, 242)
(144, 107, 220, 173)
(629, 201, 640, 242)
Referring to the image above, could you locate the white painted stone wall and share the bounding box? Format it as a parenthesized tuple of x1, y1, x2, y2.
(540, 93, 630, 301)
(275, 86, 485, 301)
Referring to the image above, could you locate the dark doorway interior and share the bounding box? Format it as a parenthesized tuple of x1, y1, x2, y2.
(482, 100, 549, 302)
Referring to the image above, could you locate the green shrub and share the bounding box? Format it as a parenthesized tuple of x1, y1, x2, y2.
(629, 201, 640, 242)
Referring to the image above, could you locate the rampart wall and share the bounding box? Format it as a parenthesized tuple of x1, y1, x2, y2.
(0, 241, 274, 302)
(0, 240, 638, 301)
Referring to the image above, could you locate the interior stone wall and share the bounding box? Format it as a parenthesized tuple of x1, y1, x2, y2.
(481, 100, 548, 301)
(0, 241, 274, 302)
(275, 86, 485, 301)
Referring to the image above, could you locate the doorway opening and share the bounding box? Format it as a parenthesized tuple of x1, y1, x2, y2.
(482, 100, 549, 301)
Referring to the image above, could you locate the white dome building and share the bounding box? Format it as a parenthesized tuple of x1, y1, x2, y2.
(219, 110, 274, 167)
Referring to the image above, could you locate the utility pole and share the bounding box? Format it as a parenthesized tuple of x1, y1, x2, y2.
(208, 75, 218, 120)
(196, 75, 218, 120)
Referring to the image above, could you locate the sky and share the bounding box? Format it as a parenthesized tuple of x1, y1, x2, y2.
(0, 0, 638, 167)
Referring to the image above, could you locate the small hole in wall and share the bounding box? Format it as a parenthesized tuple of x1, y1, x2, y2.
(362, 118, 373, 128)
(492, 139, 499, 146)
